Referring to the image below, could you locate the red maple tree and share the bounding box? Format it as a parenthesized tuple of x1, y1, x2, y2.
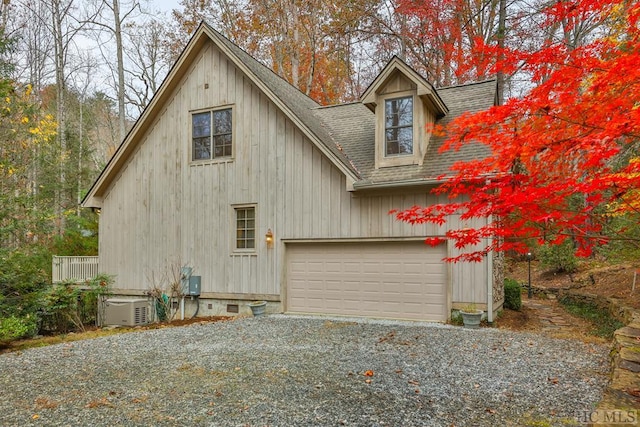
(394, 0, 640, 261)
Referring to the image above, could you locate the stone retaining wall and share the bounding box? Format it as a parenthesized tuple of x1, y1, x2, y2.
(531, 284, 635, 324)
(531, 284, 639, 421)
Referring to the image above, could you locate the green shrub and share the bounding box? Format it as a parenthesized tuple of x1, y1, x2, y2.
(504, 278, 522, 311)
(41, 282, 81, 333)
(559, 295, 624, 338)
(81, 274, 114, 326)
(449, 311, 463, 326)
(538, 240, 578, 273)
(40, 275, 114, 333)
(0, 249, 49, 318)
(0, 315, 38, 344)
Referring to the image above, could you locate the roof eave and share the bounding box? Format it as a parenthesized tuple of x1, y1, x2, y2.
(352, 171, 502, 191)
(202, 24, 361, 182)
(352, 177, 445, 191)
(82, 23, 211, 207)
(360, 57, 449, 117)
(82, 22, 361, 207)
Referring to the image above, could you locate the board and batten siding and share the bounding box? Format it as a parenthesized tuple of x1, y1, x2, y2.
(98, 39, 488, 305)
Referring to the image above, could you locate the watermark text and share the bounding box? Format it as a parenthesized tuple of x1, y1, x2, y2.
(575, 409, 637, 425)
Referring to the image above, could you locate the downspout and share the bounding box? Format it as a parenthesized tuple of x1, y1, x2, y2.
(487, 213, 494, 322)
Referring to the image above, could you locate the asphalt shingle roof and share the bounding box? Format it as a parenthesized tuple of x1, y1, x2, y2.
(314, 80, 496, 185)
(206, 24, 361, 178)
(206, 23, 496, 187)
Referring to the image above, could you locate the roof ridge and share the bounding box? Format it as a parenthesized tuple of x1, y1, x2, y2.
(437, 78, 497, 91)
(203, 22, 362, 179)
(312, 101, 363, 110)
(204, 23, 320, 108)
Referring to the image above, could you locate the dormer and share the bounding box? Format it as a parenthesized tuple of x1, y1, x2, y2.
(361, 57, 448, 169)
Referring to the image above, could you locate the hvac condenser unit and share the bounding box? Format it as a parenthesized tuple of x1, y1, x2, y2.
(104, 298, 149, 326)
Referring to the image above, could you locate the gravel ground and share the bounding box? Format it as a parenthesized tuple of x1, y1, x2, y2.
(0, 315, 610, 427)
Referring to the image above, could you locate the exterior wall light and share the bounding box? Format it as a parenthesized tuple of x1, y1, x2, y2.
(265, 229, 274, 248)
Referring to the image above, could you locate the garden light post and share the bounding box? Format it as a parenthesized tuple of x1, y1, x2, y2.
(527, 252, 532, 299)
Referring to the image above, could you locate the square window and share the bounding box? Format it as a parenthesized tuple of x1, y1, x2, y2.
(192, 108, 233, 161)
(235, 207, 256, 250)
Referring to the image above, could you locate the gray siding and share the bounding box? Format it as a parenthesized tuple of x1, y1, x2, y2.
(99, 40, 488, 305)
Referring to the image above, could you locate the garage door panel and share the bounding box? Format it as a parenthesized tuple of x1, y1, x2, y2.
(324, 280, 343, 292)
(287, 242, 447, 322)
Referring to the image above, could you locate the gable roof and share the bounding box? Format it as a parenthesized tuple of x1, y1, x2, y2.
(207, 24, 362, 179)
(314, 79, 497, 189)
(82, 22, 496, 207)
(82, 22, 361, 208)
(360, 56, 448, 117)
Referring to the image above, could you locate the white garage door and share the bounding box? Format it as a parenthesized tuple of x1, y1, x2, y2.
(286, 241, 448, 321)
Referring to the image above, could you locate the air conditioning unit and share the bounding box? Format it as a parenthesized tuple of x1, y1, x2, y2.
(103, 298, 149, 326)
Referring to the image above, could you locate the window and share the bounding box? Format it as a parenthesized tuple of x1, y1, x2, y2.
(385, 96, 413, 156)
(192, 108, 232, 161)
(235, 207, 255, 249)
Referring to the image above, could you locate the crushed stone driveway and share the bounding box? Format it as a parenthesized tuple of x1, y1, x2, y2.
(0, 315, 609, 426)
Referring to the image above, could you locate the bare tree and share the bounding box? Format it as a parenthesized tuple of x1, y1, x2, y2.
(86, 0, 141, 142)
(68, 52, 99, 215)
(37, 0, 90, 234)
(122, 19, 171, 115)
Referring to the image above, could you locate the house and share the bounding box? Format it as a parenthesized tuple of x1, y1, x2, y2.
(81, 22, 504, 323)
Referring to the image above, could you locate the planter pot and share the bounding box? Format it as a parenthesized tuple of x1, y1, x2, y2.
(460, 310, 483, 329)
(248, 301, 267, 317)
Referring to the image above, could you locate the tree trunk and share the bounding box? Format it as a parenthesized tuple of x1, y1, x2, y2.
(496, 0, 506, 105)
(52, 0, 67, 236)
(113, 0, 126, 143)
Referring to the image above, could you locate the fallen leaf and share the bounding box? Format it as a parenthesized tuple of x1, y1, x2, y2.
(626, 388, 640, 397)
(32, 414, 39, 420)
(84, 398, 114, 409)
(485, 408, 496, 414)
(34, 397, 58, 409)
(377, 331, 395, 343)
(364, 370, 374, 377)
(365, 379, 372, 384)
(548, 377, 559, 384)
(408, 380, 419, 385)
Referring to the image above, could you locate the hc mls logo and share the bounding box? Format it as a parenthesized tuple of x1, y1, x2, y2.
(575, 409, 638, 425)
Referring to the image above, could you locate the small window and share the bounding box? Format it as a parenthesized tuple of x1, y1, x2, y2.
(235, 207, 255, 249)
(192, 108, 233, 161)
(385, 96, 413, 156)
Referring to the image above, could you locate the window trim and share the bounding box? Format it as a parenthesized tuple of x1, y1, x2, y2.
(375, 90, 422, 169)
(232, 204, 257, 254)
(190, 105, 235, 164)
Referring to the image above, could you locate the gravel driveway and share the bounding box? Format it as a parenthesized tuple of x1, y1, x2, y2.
(0, 315, 609, 426)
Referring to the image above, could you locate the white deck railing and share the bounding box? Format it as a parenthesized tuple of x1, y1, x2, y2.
(52, 256, 99, 283)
